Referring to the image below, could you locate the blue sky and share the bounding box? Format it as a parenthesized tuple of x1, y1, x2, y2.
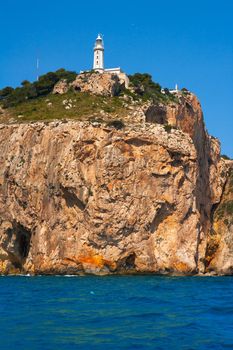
(0, 0, 232, 157)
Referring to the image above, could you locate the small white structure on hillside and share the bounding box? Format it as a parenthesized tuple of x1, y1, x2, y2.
(161, 84, 179, 95)
(93, 34, 129, 87)
(170, 84, 179, 93)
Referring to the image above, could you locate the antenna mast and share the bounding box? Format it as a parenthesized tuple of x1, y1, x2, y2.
(36, 58, 39, 81)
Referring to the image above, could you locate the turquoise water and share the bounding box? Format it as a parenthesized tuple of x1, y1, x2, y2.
(0, 276, 232, 349)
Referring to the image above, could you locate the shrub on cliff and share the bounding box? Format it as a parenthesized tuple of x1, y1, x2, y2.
(163, 124, 172, 133)
(128, 73, 177, 104)
(221, 154, 231, 160)
(129, 73, 161, 97)
(0, 86, 14, 100)
(216, 200, 233, 223)
(0, 69, 77, 108)
(55, 69, 77, 83)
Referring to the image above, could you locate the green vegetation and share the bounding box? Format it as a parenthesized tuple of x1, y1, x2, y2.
(0, 70, 180, 124)
(6, 91, 129, 122)
(221, 154, 231, 160)
(0, 69, 77, 108)
(215, 200, 233, 222)
(163, 124, 172, 133)
(129, 73, 161, 92)
(215, 171, 233, 227)
(128, 73, 178, 104)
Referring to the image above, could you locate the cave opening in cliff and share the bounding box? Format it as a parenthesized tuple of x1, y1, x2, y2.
(4, 222, 32, 269)
(15, 223, 32, 261)
(119, 253, 136, 271)
(18, 233, 30, 258)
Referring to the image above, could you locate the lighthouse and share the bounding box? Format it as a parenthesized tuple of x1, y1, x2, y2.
(93, 34, 104, 72)
(90, 34, 129, 88)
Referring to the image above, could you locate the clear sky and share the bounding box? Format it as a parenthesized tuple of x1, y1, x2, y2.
(0, 0, 232, 157)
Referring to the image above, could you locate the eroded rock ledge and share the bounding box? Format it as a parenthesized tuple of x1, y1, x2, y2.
(0, 92, 232, 275)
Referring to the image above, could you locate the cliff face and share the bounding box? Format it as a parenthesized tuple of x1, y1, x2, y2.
(205, 167, 233, 274)
(0, 92, 231, 275)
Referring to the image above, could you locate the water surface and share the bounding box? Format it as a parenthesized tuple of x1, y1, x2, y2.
(0, 275, 232, 349)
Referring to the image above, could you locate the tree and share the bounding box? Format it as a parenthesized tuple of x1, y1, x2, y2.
(21, 80, 31, 87)
(55, 68, 77, 83)
(0, 86, 14, 99)
(128, 73, 162, 101)
(1, 68, 77, 107)
(34, 72, 60, 96)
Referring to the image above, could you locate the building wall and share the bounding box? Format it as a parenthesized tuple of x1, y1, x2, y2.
(93, 48, 104, 71)
(104, 68, 121, 74)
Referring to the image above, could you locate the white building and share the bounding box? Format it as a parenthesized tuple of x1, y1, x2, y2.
(93, 34, 129, 87)
(169, 84, 179, 94)
(161, 84, 179, 95)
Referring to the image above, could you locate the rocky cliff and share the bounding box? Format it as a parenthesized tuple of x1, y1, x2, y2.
(0, 78, 232, 275)
(205, 166, 233, 274)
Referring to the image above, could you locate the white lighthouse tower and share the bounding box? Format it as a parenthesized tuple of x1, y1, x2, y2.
(93, 34, 104, 72)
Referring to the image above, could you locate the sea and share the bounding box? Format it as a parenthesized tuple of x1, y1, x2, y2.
(0, 275, 232, 350)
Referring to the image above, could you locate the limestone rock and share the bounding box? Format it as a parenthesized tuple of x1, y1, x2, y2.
(71, 72, 122, 97)
(205, 164, 233, 274)
(118, 72, 129, 89)
(0, 92, 231, 275)
(0, 121, 199, 275)
(53, 79, 69, 94)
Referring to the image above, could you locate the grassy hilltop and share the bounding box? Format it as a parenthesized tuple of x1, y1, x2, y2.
(0, 69, 178, 124)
